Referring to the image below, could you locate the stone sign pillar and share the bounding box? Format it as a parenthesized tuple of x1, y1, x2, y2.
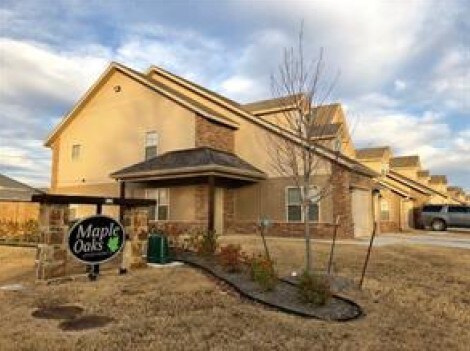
(123, 206, 149, 268)
(36, 203, 69, 280)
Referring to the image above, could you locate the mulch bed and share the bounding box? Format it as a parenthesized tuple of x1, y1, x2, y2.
(58, 315, 114, 331)
(32, 305, 84, 320)
(174, 251, 363, 322)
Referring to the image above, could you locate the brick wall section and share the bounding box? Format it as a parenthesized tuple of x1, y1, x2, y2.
(380, 221, 399, 233)
(195, 114, 235, 153)
(331, 163, 354, 238)
(350, 172, 374, 189)
(150, 221, 206, 236)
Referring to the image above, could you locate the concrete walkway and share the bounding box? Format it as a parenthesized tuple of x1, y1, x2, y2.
(313, 230, 470, 249)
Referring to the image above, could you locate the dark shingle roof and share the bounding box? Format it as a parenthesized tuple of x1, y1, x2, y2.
(310, 123, 341, 138)
(111, 147, 266, 179)
(356, 147, 391, 160)
(417, 170, 430, 178)
(0, 174, 43, 201)
(390, 156, 420, 168)
(243, 94, 305, 113)
(429, 175, 447, 184)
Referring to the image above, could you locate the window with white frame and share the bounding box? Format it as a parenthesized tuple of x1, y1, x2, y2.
(286, 187, 320, 222)
(380, 199, 390, 221)
(145, 131, 158, 160)
(71, 144, 81, 160)
(145, 188, 169, 221)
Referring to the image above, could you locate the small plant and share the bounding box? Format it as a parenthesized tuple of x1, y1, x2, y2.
(187, 230, 218, 256)
(298, 271, 331, 306)
(248, 254, 277, 291)
(218, 244, 243, 273)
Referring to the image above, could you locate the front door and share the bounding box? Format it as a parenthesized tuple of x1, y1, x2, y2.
(214, 188, 224, 235)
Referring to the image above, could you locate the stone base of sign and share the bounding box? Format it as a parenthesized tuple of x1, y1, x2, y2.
(36, 204, 150, 280)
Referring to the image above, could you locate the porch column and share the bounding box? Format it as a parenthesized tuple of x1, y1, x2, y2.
(119, 181, 126, 222)
(208, 175, 215, 233)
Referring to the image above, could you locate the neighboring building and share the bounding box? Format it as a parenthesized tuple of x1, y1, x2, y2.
(0, 174, 43, 223)
(354, 148, 461, 232)
(45, 62, 378, 238)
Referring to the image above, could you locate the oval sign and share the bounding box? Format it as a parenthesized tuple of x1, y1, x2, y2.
(67, 215, 125, 264)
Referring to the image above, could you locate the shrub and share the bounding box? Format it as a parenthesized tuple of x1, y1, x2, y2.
(187, 230, 218, 256)
(298, 271, 331, 306)
(218, 244, 243, 273)
(248, 254, 277, 291)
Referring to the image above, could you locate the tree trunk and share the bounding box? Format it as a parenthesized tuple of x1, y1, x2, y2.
(304, 203, 312, 272)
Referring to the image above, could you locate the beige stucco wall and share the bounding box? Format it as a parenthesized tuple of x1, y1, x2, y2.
(234, 176, 334, 223)
(54, 70, 196, 189)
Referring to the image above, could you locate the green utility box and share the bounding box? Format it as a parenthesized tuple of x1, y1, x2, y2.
(147, 232, 172, 264)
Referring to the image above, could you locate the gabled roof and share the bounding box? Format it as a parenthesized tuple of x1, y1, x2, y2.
(356, 147, 391, 160)
(146, 65, 242, 110)
(310, 123, 341, 139)
(387, 170, 433, 196)
(447, 186, 463, 192)
(111, 147, 266, 182)
(311, 103, 342, 126)
(144, 64, 374, 177)
(45, 62, 239, 146)
(429, 175, 447, 184)
(390, 156, 420, 168)
(242, 94, 305, 114)
(417, 170, 430, 178)
(0, 174, 44, 201)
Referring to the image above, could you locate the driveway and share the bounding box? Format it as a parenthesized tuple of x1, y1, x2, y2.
(354, 230, 470, 249)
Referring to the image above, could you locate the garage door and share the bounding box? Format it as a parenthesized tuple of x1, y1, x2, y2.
(352, 189, 373, 237)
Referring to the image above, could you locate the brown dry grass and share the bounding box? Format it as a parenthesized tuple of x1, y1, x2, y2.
(0, 236, 469, 351)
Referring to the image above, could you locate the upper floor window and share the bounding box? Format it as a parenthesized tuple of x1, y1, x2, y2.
(286, 187, 320, 222)
(145, 131, 158, 160)
(145, 188, 169, 221)
(71, 144, 81, 160)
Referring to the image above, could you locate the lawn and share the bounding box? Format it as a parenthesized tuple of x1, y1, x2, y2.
(0, 236, 469, 350)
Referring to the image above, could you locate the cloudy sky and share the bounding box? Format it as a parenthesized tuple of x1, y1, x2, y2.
(0, 0, 468, 189)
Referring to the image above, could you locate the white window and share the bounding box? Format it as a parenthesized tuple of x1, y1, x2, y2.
(380, 199, 390, 221)
(145, 131, 158, 160)
(286, 187, 320, 222)
(71, 144, 81, 160)
(145, 188, 169, 221)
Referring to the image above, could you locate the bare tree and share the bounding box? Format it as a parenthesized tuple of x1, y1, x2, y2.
(265, 27, 340, 273)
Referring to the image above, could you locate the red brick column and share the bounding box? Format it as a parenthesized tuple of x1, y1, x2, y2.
(36, 204, 69, 280)
(331, 164, 354, 238)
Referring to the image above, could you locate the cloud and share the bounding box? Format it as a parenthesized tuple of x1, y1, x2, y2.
(0, 0, 468, 190)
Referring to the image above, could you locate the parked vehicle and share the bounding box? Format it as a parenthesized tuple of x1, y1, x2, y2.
(421, 205, 470, 231)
